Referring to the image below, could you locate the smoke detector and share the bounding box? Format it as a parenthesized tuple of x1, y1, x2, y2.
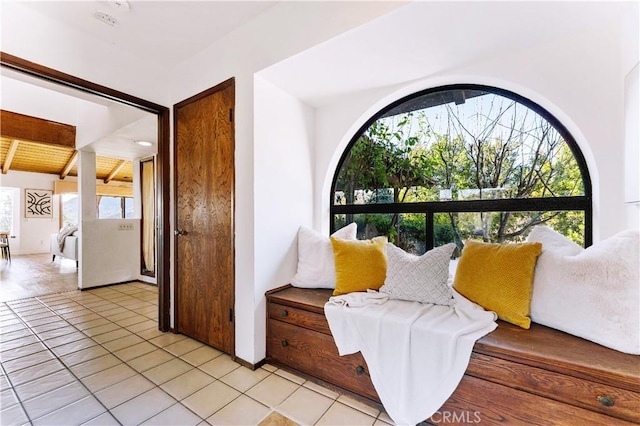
(93, 10, 119, 27)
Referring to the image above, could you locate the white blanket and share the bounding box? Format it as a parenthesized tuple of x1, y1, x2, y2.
(324, 290, 497, 425)
(57, 225, 78, 250)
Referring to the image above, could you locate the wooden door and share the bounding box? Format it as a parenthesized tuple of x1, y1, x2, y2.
(174, 78, 234, 355)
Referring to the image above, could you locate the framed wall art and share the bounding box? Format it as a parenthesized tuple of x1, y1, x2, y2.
(25, 189, 53, 218)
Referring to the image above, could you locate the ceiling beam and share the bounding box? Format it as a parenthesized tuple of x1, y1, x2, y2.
(60, 150, 79, 179)
(1, 110, 76, 148)
(104, 160, 126, 184)
(2, 139, 20, 174)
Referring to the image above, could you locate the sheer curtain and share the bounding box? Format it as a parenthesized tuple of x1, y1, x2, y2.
(141, 159, 155, 275)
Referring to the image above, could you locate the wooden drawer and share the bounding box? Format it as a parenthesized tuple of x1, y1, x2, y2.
(434, 375, 636, 425)
(268, 302, 331, 335)
(466, 352, 640, 423)
(267, 319, 379, 401)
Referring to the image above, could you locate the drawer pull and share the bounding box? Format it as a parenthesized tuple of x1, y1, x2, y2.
(281, 340, 288, 347)
(281, 310, 288, 318)
(355, 366, 365, 375)
(597, 395, 615, 407)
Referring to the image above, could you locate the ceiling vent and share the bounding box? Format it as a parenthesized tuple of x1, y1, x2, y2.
(93, 10, 119, 27)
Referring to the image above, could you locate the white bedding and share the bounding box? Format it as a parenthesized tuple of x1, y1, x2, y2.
(324, 290, 497, 425)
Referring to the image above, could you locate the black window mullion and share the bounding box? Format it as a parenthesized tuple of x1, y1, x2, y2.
(425, 211, 434, 251)
(331, 196, 590, 216)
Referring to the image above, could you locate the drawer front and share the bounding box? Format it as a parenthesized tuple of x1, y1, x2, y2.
(467, 352, 640, 423)
(267, 319, 379, 401)
(435, 375, 634, 425)
(268, 302, 331, 335)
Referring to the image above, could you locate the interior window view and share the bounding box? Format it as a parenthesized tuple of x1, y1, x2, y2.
(0, 2, 638, 426)
(332, 86, 592, 254)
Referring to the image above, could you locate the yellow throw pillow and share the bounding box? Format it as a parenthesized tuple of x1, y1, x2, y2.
(453, 240, 542, 329)
(331, 236, 388, 296)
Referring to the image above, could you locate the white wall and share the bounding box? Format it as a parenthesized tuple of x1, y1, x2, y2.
(314, 22, 637, 243)
(77, 151, 142, 289)
(253, 75, 315, 360)
(170, 2, 403, 363)
(80, 218, 141, 289)
(0, 171, 62, 255)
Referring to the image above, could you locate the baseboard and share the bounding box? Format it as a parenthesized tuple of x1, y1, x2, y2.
(79, 279, 141, 291)
(233, 356, 266, 371)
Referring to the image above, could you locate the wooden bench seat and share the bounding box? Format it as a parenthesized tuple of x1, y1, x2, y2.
(266, 285, 640, 425)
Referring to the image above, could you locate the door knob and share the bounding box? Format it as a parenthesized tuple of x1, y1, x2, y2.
(174, 229, 186, 236)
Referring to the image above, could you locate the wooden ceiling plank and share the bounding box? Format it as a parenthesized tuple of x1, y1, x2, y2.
(104, 159, 126, 184)
(2, 139, 19, 174)
(1, 110, 76, 148)
(60, 150, 79, 179)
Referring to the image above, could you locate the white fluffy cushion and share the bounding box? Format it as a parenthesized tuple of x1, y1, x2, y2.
(380, 243, 456, 306)
(291, 223, 357, 289)
(527, 226, 640, 354)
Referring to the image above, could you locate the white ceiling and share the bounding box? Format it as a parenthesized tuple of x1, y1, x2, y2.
(21, 1, 279, 67)
(260, 1, 636, 107)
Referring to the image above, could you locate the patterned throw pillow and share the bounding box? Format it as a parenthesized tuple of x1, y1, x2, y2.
(380, 243, 456, 306)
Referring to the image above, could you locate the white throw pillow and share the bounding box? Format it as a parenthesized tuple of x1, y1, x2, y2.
(527, 226, 640, 354)
(291, 223, 357, 289)
(380, 243, 456, 306)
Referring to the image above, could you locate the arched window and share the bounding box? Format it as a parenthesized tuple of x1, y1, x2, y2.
(331, 84, 592, 254)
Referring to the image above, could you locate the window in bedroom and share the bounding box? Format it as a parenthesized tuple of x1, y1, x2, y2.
(97, 196, 134, 219)
(331, 84, 592, 254)
(61, 193, 79, 227)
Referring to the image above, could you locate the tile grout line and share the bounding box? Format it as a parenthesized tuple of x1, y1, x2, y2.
(37, 286, 164, 424)
(3, 285, 159, 425)
(50, 286, 191, 425)
(0, 331, 35, 426)
(8, 286, 215, 425)
(2, 297, 123, 426)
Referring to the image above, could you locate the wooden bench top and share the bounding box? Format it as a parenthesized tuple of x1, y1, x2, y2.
(266, 285, 640, 392)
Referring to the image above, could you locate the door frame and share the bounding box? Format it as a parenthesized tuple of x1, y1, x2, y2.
(0, 52, 172, 332)
(173, 78, 235, 355)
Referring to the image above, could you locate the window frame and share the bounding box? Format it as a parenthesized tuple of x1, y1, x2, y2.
(97, 195, 134, 219)
(329, 84, 593, 248)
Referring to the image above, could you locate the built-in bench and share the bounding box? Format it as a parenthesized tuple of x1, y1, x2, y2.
(266, 285, 640, 425)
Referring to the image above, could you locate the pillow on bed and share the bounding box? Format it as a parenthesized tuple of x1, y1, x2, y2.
(331, 236, 387, 296)
(527, 226, 640, 354)
(453, 240, 542, 329)
(291, 223, 357, 289)
(380, 243, 456, 306)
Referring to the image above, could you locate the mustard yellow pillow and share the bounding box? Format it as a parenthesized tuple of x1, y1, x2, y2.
(331, 236, 388, 296)
(453, 240, 542, 329)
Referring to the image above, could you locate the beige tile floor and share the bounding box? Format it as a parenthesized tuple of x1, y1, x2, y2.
(0, 282, 393, 426)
